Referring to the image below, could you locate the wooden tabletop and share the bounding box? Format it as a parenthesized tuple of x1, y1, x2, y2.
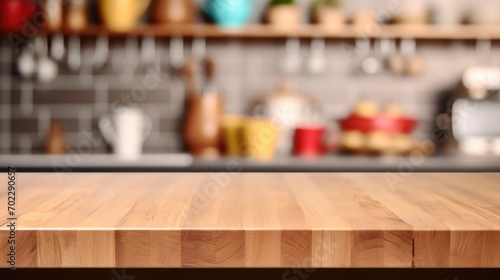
(1, 173, 499, 268)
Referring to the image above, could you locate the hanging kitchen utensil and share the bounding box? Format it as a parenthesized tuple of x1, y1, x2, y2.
(359, 39, 382, 75)
(388, 39, 404, 75)
(35, 36, 58, 83)
(401, 38, 423, 76)
(93, 34, 109, 71)
(378, 38, 391, 69)
(307, 38, 326, 74)
(50, 34, 65, 61)
(169, 36, 185, 73)
(67, 35, 81, 72)
(281, 38, 301, 74)
(191, 37, 206, 93)
(352, 37, 368, 74)
(141, 33, 156, 67)
(123, 36, 140, 78)
(17, 43, 36, 80)
(191, 37, 206, 61)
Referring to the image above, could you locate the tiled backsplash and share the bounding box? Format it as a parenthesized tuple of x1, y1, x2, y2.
(1, 0, 499, 154)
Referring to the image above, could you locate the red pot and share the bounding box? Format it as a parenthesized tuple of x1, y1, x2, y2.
(0, 0, 36, 32)
(293, 125, 325, 158)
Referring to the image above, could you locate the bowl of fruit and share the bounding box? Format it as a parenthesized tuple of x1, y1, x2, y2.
(338, 100, 428, 155)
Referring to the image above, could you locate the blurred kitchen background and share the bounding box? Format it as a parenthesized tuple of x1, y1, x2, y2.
(1, 0, 500, 171)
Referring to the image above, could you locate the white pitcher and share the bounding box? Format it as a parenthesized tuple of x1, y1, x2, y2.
(98, 106, 152, 160)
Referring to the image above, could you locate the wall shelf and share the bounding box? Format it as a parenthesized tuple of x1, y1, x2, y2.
(22, 24, 500, 40)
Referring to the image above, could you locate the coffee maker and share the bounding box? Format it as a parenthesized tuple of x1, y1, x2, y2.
(451, 66, 500, 155)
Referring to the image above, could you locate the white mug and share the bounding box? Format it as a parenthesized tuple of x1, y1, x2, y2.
(98, 106, 152, 160)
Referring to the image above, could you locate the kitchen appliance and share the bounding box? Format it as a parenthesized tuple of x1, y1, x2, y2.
(451, 55, 500, 155)
(462, 66, 500, 100)
(98, 107, 152, 160)
(452, 99, 500, 156)
(451, 46, 500, 155)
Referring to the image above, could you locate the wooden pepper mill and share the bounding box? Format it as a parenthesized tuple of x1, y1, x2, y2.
(182, 57, 224, 158)
(45, 122, 68, 154)
(183, 92, 224, 158)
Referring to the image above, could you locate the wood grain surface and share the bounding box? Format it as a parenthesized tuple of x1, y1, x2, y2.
(0, 173, 499, 268)
(19, 24, 500, 40)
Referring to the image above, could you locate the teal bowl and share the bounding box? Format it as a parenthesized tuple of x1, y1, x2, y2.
(203, 0, 253, 28)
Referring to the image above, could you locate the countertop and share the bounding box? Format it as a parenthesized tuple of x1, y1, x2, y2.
(1, 153, 500, 172)
(1, 173, 499, 267)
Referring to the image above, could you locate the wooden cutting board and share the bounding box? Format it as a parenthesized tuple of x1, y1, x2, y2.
(0, 173, 499, 268)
